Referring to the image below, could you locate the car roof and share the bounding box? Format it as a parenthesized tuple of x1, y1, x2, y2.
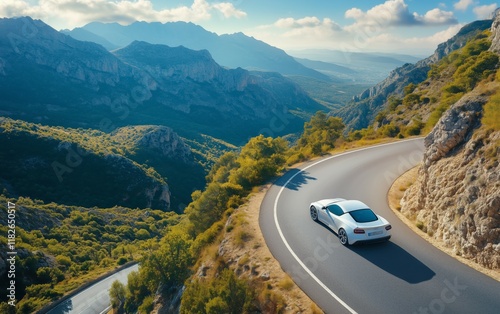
(337, 200, 370, 213)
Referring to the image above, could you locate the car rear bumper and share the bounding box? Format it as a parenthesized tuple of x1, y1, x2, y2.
(351, 235, 391, 245)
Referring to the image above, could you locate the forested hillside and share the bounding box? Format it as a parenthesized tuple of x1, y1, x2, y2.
(0, 118, 209, 211)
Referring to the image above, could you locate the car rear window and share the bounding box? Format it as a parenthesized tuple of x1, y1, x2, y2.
(349, 209, 378, 223)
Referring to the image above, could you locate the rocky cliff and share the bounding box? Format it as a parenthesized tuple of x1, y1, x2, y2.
(0, 17, 153, 89)
(112, 125, 194, 164)
(400, 14, 500, 270)
(401, 95, 499, 269)
(490, 9, 500, 53)
(113, 41, 322, 119)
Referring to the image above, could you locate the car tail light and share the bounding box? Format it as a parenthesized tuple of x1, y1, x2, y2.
(354, 228, 365, 234)
(385, 225, 392, 231)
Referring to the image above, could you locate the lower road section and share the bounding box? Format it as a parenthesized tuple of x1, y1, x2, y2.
(47, 263, 139, 314)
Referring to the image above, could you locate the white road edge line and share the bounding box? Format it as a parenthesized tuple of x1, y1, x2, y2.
(272, 139, 423, 314)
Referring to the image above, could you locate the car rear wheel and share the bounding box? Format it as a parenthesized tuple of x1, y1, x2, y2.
(338, 228, 349, 246)
(310, 206, 318, 221)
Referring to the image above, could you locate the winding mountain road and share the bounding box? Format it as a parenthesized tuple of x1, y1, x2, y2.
(46, 264, 139, 314)
(260, 139, 500, 314)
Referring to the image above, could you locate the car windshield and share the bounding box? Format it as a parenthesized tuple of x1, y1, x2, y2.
(349, 209, 378, 223)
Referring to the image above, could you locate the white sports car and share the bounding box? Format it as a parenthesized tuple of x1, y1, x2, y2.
(309, 198, 391, 245)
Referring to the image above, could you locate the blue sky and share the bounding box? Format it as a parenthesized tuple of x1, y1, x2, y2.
(1, 0, 498, 55)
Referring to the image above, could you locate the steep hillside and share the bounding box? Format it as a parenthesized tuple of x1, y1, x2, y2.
(401, 92, 499, 270)
(0, 17, 324, 145)
(336, 19, 493, 131)
(110, 125, 207, 212)
(397, 13, 500, 271)
(0, 118, 171, 210)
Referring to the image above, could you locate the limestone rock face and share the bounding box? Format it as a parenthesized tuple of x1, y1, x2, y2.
(423, 96, 486, 165)
(490, 9, 500, 53)
(401, 95, 500, 270)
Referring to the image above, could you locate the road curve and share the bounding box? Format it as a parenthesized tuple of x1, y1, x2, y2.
(260, 139, 500, 314)
(47, 264, 139, 314)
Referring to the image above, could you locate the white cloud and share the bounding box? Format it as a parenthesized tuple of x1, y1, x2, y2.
(248, 12, 463, 56)
(212, 2, 246, 19)
(417, 8, 456, 24)
(454, 0, 474, 11)
(403, 24, 463, 47)
(345, 0, 457, 28)
(0, 0, 247, 29)
(473, 4, 498, 19)
(274, 16, 341, 31)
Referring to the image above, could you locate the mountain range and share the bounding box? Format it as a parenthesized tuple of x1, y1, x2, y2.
(63, 21, 331, 81)
(289, 49, 422, 83)
(0, 17, 324, 145)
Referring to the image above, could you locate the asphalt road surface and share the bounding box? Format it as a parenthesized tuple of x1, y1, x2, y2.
(47, 263, 139, 314)
(260, 139, 500, 314)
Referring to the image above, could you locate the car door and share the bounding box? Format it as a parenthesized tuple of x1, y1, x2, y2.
(326, 204, 344, 232)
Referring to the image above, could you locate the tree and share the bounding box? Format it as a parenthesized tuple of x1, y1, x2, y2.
(295, 111, 345, 156)
(141, 229, 193, 293)
(230, 135, 288, 189)
(124, 270, 151, 313)
(109, 280, 126, 312)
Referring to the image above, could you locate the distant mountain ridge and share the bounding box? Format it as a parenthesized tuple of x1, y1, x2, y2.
(290, 49, 422, 83)
(65, 21, 330, 80)
(335, 19, 493, 131)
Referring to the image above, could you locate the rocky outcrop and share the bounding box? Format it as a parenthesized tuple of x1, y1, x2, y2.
(116, 41, 251, 92)
(489, 9, 500, 53)
(423, 96, 486, 165)
(112, 125, 194, 164)
(113, 40, 322, 119)
(401, 94, 500, 269)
